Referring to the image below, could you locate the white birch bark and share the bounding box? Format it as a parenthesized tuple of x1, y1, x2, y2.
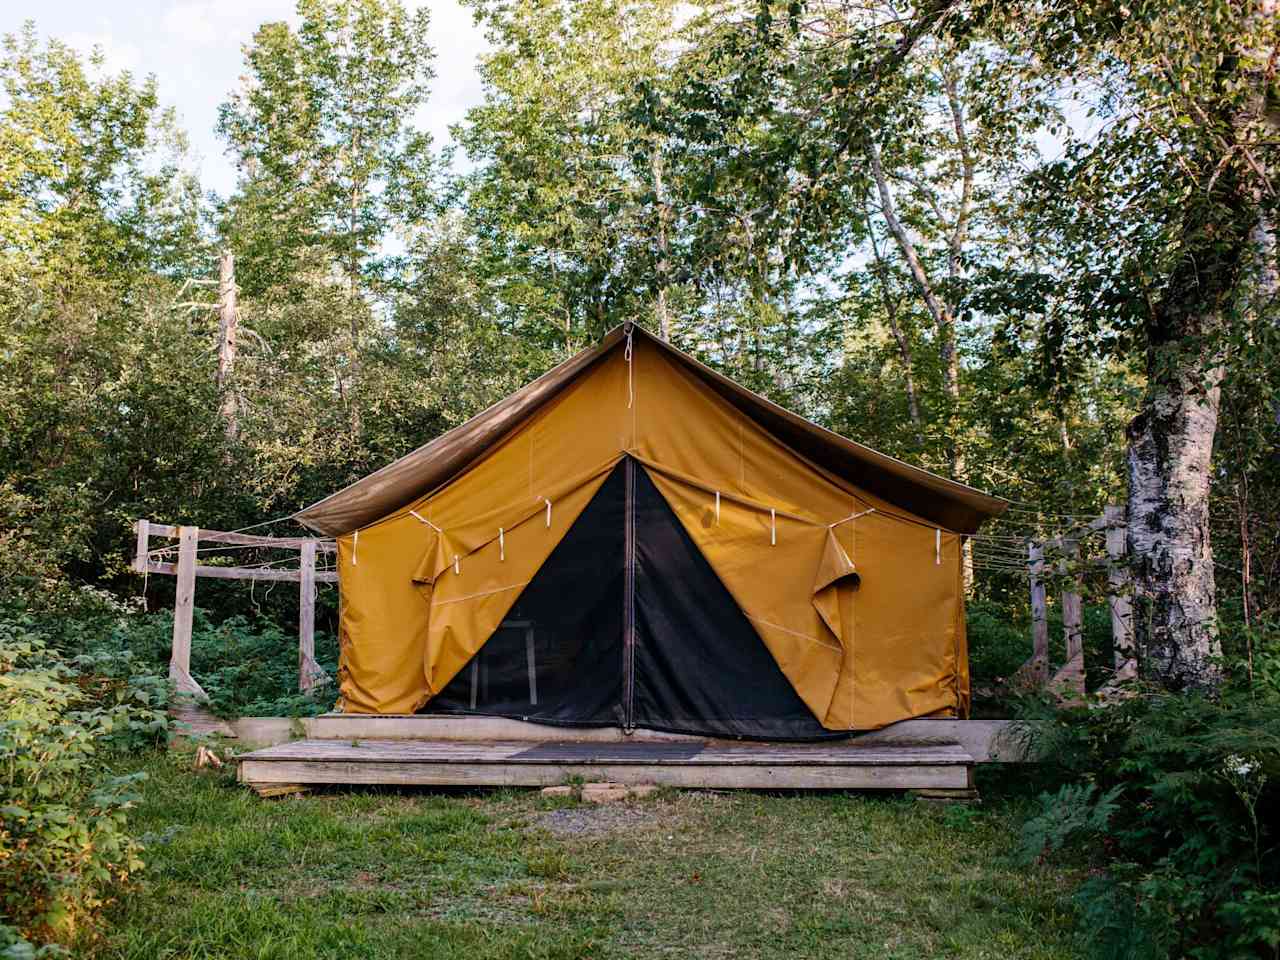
(1126, 353, 1224, 689)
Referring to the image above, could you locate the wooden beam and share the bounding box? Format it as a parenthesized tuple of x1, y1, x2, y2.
(145, 522, 335, 552)
(298, 540, 317, 692)
(144, 561, 337, 584)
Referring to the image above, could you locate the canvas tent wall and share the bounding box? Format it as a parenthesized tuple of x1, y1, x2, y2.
(296, 324, 1007, 736)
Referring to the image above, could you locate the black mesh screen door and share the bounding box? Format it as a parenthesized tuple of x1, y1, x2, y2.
(426, 456, 833, 740)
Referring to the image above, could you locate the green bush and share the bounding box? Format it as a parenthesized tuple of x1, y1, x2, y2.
(91, 609, 339, 718)
(1016, 691, 1280, 959)
(0, 618, 168, 951)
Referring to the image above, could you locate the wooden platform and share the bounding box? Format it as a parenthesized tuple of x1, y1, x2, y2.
(235, 738, 976, 792)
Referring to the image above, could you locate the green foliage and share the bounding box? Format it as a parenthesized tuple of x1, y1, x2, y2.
(67, 607, 339, 720)
(1019, 692, 1280, 958)
(0, 618, 166, 949)
(1015, 782, 1124, 865)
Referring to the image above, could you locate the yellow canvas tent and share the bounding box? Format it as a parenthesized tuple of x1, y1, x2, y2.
(296, 324, 1006, 736)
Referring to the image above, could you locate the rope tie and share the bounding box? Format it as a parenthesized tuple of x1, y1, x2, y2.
(351, 530, 358, 566)
(454, 554, 460, 575)
(499, 527, 505, 561)
(936, 528, 941, 565)
(544, 498, 552, 528)
(829, 508, 875, 528)
(409, 510, 442, 533)
(770, 509, 776, 546)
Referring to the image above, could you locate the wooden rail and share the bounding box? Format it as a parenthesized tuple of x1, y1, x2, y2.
(132, 519, 337, 700)
(1014, 504, 1135, 699)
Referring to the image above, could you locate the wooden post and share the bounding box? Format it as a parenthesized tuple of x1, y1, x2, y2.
(1028, 541, 1049, 684)
(170, 525, 207, 699)
(298, 539, 317, 692)
(1060, 539, 1083, 664)
(1051, 538, 1087, 700)
(1105, 504, 1136, 680)
(133, 519, 151, 574)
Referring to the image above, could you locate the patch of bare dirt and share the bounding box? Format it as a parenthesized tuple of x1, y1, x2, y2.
(532, 802, 666, 837)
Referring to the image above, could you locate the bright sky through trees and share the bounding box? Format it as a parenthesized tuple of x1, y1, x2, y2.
(2, 0, 487, 195)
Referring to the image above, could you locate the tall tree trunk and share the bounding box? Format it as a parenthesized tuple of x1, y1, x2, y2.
(1127, 2, 1279, 690)
(868, 140, 963, 474)
(864, 203, 925, 446)
(941, 69, 974, 487)
(652, 142, 672, 342)
(216, 250, 239, 441)
(1126, 342, 1224, 689)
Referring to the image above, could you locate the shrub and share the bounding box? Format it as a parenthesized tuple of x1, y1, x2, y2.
(0, 617, 167, 951)
(1016, 691, 1280, 959)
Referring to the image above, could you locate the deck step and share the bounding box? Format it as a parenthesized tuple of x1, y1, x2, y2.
(236, 739, 975, 791)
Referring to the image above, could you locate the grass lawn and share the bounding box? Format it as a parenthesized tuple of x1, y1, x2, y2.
(82, 755, 1085, 960)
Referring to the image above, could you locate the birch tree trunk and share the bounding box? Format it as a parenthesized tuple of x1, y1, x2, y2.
(1126, 346, 1224, 689)
(216, 251, 239, 441)
(652, 143, 672, 342)
(1126, 1, 1278, 690)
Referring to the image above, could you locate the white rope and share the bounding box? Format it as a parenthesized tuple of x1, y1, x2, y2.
(828, 508, 875, 528)
(544, 498, 552, 528)
(409, 510, 442, 533)
(936, 528, 941, 565)
(351, 529, 358, 566)
(771, 509, 776, 546)
(624, 325, 634, 408)
(453, 554, 460, 575)
(499, 527, 505, 561)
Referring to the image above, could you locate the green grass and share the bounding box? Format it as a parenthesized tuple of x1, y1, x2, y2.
(83, 757, 1085, 960)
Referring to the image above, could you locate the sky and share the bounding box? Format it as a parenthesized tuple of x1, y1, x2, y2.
(3, 0, 490, 197)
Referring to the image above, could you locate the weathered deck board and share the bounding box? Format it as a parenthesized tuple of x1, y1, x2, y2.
(236, 738, 975, 791)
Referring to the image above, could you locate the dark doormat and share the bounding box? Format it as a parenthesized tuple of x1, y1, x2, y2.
(512, 741, 705, 762)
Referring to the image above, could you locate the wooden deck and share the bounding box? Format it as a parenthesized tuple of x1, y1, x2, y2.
(235, 738, 976, 792)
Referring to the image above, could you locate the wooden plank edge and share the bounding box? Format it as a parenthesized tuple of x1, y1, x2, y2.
(236, 759, 972, 790)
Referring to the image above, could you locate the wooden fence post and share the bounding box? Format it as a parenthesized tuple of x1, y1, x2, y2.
(170, 526, 207, 700)
(298, 539, 317, 692)
(133, 519, 150, 574)
(1050, 538, 1086, 699)
(1104, 504, 1136, 680)
(1028, 541, 1049, 685)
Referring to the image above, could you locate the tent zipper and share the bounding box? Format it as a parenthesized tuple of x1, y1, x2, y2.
(622, 456, 637, 733)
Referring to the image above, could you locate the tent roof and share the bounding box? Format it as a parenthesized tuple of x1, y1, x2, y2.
(294, 324, 1007, 536)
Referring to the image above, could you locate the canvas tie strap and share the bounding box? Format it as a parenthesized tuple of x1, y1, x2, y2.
(544, 498, 552, 528)
(351, 529, 358, 566)
(454, 554, 460, 575)
(499, 527, 505, 561)
(829, 508, 875, 528)
(771, 509, 777, 546)
(409, 510, 443, 533)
